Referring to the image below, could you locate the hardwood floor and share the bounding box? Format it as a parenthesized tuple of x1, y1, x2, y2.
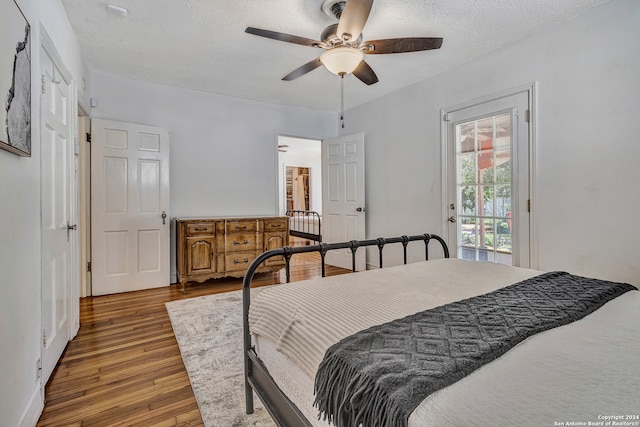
(37, 249, 348, 426)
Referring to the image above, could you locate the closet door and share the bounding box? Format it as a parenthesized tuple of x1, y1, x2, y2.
(41, 42, 74, 385)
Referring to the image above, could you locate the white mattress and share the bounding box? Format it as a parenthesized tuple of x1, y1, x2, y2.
(249, 259, 640, 426)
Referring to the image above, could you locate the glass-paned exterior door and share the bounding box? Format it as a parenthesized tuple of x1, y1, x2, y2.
(456, 113, 513, 264)
(446, 90, 530, 268)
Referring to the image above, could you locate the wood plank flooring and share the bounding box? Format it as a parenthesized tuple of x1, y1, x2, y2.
(37, 249, 348, 426)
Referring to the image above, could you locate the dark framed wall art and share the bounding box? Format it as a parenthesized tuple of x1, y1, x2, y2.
(0, 0, 31, 157)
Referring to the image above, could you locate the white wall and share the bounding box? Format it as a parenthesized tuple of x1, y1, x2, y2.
(90, 72, 337, 281)
(0, 0, 89, 425)
(342, 0, 640, 284)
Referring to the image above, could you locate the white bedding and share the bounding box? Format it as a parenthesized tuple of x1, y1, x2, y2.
(249, 259, 640, 426)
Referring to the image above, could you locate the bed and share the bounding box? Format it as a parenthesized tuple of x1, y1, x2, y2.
(242, 234, 639, 427)
(287, 210, 322, 243)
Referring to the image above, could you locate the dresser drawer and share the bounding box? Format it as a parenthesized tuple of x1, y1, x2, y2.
(223, 251, 258, 272)
(264, 218, 287, 232)
(186, 223, 215, 235)
(220, 233, 262, 253)
(219, 220, 258, 233)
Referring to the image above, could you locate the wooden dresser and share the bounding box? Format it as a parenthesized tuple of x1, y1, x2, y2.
(175, 216, 288, 292)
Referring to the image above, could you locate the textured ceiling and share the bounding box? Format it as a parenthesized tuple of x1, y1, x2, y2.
(61, 0, 609, 112)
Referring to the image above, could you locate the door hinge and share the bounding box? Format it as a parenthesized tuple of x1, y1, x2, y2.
(36, 358, 42, 381)
(528, 199, 531, 212)
(525, 109, 530, 123)
(43, 330, 48, 347)
(41, 75, 46, 94)
(443, 112, 451, 122)
(87, 261, 92, 273)
(86, 132, 91, 143)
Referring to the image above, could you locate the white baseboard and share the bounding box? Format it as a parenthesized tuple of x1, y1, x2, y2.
(19, 385, 43, 427)
(170, 273, 177, 284)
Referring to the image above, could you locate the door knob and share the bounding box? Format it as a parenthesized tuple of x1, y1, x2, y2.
(66, 222, 77, 242)
(356, 207, 366, 212)
(161, 211, 167, 225)
(448, 216, 457, 223)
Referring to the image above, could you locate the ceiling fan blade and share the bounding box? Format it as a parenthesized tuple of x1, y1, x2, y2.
(352, 60, 378, 85)
(337, 0, 373, 43)
(245, 27, 323, 48)
(282, 58, 323, 81)
(363, 37, 443, 54)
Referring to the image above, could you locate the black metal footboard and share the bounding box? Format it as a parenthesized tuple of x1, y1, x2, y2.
(242, 233, 449, 426)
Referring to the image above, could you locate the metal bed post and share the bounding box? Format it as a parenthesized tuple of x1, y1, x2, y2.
(424, 233, 431, 261)
(349, 240, 359, 272)
(377, 238, 385, 268)
(283, 246, 293, 284)
(319, 243, 328, 277)
(402, 235, 409, 264)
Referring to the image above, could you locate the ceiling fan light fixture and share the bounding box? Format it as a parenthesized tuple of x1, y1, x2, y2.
(320, 47, 364, 76)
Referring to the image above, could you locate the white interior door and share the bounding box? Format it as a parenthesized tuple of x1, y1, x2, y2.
(322, 133, 366, 270)
(446, 92, 530, 267)
(91, 119, 170, 295)
(40, 47, 74, 384)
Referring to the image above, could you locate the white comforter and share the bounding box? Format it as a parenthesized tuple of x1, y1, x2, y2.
(249, 259, 640, 426)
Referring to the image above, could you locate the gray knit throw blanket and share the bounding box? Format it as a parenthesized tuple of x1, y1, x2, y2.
(313, 271, 636, 427)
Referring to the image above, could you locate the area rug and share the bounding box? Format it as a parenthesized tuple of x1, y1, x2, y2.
(166, 290, 276, 427)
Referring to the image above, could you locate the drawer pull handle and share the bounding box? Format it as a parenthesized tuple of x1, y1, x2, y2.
(194, 227, 208, 231)
(233, 258, 249, 264)
(235, 225, 248, 230)
(233, 240, 249, 246)
(270, 223, 283, 227)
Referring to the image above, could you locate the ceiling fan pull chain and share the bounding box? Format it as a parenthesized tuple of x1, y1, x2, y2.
(340, 73, 345, 129)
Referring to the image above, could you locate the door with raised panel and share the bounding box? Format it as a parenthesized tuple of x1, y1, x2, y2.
(322, 133, 366, 270)
(40, 45, 74, 385)
(91, 119, 170, 295)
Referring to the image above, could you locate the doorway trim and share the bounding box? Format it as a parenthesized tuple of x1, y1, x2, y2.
(440, 82, 538, 268)
(77, 114, 91, 297)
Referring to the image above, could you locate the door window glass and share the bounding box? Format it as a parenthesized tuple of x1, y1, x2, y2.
(456, 113, 512, 265)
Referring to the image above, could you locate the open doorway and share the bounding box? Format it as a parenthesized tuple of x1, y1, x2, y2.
(278, 135, 322, 245)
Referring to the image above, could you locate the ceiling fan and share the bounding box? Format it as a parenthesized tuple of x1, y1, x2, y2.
(245, 0, 443, 85)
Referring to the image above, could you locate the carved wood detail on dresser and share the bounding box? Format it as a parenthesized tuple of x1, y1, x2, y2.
(175, 216, 289, 292)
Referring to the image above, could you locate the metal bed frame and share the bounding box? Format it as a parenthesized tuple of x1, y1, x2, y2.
(242, 233, 449, 426)
(286, 210, 322, 243)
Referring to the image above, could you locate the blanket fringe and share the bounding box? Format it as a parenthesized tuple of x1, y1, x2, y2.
(314, 353, 406, 427)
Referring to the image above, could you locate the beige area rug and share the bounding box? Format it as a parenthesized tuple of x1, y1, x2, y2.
(165, 290, 276, 427)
